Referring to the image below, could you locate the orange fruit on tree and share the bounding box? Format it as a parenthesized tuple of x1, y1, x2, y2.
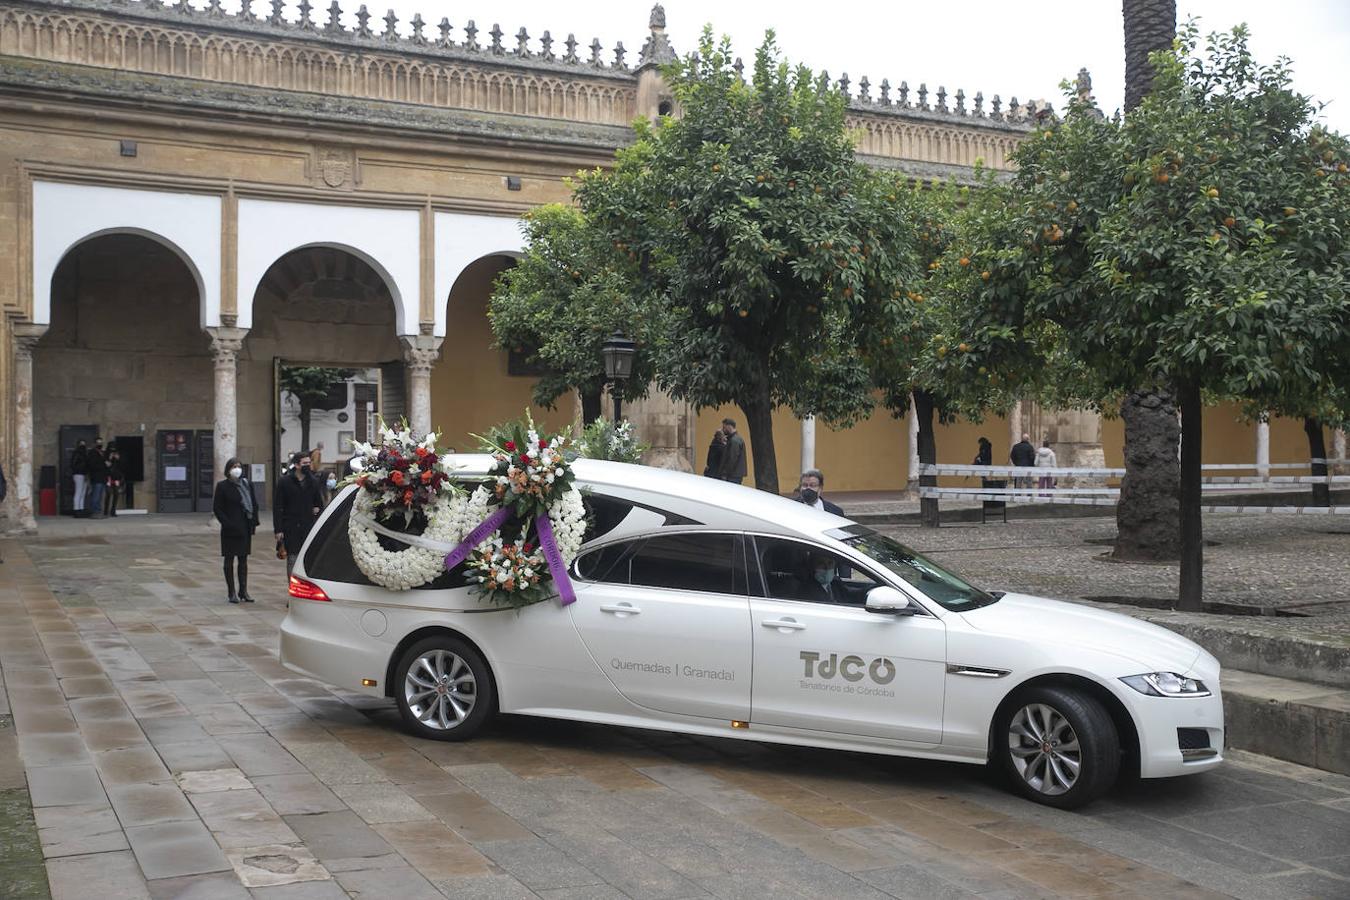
(1223, 216, 1236, 227)
(981, 270, 991, 281)
(1155, 173, 1170, 184)
(1206, 187, 1219, 198)
(958, 342, 970, 352)
(959, 257, 971, 267)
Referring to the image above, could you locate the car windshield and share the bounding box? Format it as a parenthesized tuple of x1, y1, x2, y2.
(845, 532, 998, 610)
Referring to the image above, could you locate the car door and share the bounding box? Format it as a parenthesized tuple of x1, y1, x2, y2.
(569, 530, 753, 721)
(748, 535, 946, 744)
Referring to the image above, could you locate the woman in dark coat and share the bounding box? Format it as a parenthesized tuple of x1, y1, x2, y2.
(213, 457, 259, 604)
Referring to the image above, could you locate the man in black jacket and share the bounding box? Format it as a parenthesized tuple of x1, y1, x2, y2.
(1010, 432, 1037, 489)
(796, 469, 844, 515)
(85, 438, 108, 519)
(274, 451, 324, 577)
(717, 419, 747, 484)
(70, 440, 89, 518)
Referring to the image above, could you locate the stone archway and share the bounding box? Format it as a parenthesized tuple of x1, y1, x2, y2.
(35, 233, 210, 513)
(242, 246, 405, 485)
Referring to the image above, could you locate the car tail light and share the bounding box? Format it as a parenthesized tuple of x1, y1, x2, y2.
(289, 576, 329, 602)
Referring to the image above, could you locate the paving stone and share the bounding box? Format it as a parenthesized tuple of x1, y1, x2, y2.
(146, 872, 253, 899)
(27, 764, 109, 808)
(476, 837, 607, 892)
(59, 675, 117, 699)
(18, 732, 94, 768)
(46, 849, 150, 900)
(34, 803, 129, 857)
(108, 781, 200, 827)
(125, 819, 232, 879)
(95, 745, 173, 785)
(373, 820, 493, 880)
(431, 873, 541, 900)
(253, 773, 349, 815)
(336, 865, 444, 899)
(190, 787, 299, 849)
(177, 767, 253, 794)
(1172, 800, 1350, 862)
(285, 740, 388, 785)
(224, 843, 331, 888)
(249, 880, 350, 899)
(282, 810, 395, 862)
(139, 714, 212, 746)
(329, 782, 436, 824)
(216, 733, 308, 778)
(77, 718, 150, 752)
(855, 864, 978, 899)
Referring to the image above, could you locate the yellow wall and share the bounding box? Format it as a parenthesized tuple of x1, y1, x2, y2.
(1104, 402, 1325, 468)
(429, 257, 573, 451)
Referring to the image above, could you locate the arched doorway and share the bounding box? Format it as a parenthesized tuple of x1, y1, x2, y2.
(430, 254, 574, 452)
(36, 233, 209, 513)
(242, 246, 405, 487)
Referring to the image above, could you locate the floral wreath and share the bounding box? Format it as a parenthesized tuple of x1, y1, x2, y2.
(347, 414, 585, 608)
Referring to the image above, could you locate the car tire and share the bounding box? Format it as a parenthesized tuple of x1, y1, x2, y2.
(393, 635, 495, 742)
(995, 685, 1119, 809)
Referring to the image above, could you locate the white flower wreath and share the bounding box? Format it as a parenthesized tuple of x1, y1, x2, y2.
(349, 482, 587, 595)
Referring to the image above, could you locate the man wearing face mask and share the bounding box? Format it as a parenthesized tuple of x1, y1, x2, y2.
(804, 552, 851, 604)
(214, 457, 260, 604)
(273, 451, 324, 577)
(795, 469, 844, 516)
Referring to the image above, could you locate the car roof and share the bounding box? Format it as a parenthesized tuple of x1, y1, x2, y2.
(443, 453, 853, 539)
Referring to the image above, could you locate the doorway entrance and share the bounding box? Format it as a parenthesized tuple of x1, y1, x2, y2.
(274, 363, 390, 485)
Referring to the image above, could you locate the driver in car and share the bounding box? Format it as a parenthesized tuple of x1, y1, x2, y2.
(803, 552, 853, 605)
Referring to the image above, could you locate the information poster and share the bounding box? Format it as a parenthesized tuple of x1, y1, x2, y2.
(156, 430, 195, 513)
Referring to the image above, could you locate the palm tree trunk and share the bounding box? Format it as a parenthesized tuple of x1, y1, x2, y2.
(1123, 0, 1178, 112)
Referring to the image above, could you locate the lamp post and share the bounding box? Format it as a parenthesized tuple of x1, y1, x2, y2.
(600, 331, 636, 422)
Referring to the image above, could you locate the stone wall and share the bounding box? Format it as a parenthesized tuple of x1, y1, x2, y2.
(34, 235, 212, 510)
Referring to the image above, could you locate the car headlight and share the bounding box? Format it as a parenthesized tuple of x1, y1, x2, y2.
(1121, 672, 1211, 698)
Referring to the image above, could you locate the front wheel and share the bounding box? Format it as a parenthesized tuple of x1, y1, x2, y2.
(393, 636, 495, 741)
(996, 686, 1119, 809)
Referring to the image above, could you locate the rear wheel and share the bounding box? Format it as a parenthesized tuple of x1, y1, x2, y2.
(393, 636, 495, 742)
(996, 685, 1119, 809)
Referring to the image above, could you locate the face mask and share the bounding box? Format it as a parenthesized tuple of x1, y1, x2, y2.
(228, 467, 242, 479)
(326, 478, 337, 490)
(814, 567, 836, 586)
(800, 488, 819, 505)
(300, 463, 311, 472)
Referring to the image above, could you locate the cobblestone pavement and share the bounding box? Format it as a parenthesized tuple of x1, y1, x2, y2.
(2, 527, 1349, 899)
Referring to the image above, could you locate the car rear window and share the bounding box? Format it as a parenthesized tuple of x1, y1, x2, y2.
(304, 492, 469, 590)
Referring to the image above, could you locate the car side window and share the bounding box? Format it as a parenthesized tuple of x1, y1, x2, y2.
(752, 536, 880, 606)
(572, 540, 636, 584)
(627, 532, 744, 595)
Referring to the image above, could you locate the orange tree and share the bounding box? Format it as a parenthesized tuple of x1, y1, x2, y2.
(997, 25, 1350, 609)
(575, 30, 922, 492)
(488, 203, 661, 425)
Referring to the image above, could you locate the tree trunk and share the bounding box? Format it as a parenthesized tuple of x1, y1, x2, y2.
(580, 385, 604, 426)
(299, 402, 313, 456)
(1122, 0, 1178, 112)
(1113, 389, 1180, 560)
(740, 381, 778, 493)
(1305, 417, 1330, 507)
(1177, 381, 1203, 612)
(914, 390, 940, 529)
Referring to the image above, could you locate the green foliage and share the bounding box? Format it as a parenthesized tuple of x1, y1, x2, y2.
(575, 417, 650, 463)
(488, 204, 660, 411)
(1003, 25, 1350, 406)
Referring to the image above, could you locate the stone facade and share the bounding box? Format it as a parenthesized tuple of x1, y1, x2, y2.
(0, 0, 1054, 528)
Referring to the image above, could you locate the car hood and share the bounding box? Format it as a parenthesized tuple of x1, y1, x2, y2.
(959, 592, 1204, 673)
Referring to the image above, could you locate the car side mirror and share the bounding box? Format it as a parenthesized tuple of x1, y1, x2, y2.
(866, 586, 917, 616)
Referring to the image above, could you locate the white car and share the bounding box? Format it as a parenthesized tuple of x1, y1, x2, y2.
(281, 457, 1223, 808)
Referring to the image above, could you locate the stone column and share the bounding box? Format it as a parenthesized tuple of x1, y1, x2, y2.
(1256, 417, 1270, 480)
(625, 389, 695, 473)
(206, 327, 248, 480)
(907, 400, 920, 494)
(800, 416, 816, 475)
(400, 335, 443, 436)
(1334, 429, 1347, 462)
(10, 323, 48, 534)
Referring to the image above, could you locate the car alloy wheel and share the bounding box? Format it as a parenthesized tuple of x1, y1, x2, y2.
(1008, 702, 1081, 796)
(394, 636, 494, 741)
(404, 648, 477, 731)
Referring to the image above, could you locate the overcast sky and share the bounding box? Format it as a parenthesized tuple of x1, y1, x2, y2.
(205, 1, 1350, 134)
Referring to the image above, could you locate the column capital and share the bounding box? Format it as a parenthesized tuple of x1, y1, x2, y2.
(205, 326, 249, 365)
(400, 334, 443, 374)
(12, 321, 48, 360)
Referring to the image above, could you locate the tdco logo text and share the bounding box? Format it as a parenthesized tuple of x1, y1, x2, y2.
(799, 651, 896, 684)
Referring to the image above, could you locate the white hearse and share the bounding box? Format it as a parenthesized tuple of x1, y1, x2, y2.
(280, 456, 1223, 808)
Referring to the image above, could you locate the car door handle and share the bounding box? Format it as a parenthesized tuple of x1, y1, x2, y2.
(761, 618, 806, 631)
(599, 602, 641, 616)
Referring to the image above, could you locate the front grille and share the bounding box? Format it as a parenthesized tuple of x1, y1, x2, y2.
(1177, 728, 1211, 751)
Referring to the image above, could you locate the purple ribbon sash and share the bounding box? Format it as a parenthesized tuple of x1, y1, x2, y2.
(535, 516, 577, 606)
(443, 506, 513, 570)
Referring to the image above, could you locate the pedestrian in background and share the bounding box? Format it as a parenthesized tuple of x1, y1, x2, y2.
(703, 428, 726, 478)
(214, 457, 259, 604)
(1035, 440, 1058, 496)
(104, 446, 124, 517)
(274, 450, 323, 577)
(86, 437, 108, 518)
(70, 439, 88, 517)
(972, 436, 992, 467)
(795, 469, 844, 515)
(717, 418, 747, 484)
(1010, 432, 1036, 490)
